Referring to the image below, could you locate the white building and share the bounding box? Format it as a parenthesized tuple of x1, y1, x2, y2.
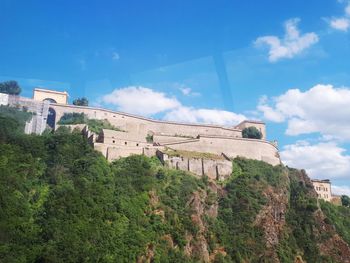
(311, 179, 332, 202)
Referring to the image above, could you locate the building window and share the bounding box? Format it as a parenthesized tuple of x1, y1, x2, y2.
(125, 142, 127, 145)
(136, 143, 139, 146)
(113, 140, 115, 143)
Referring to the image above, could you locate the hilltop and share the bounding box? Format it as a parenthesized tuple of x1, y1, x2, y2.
(1, 108, 350, 263)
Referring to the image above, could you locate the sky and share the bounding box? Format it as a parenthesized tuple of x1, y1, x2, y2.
(1, 0, 350, 195)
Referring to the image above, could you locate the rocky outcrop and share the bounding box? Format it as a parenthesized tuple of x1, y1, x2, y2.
(183, 181, 226, 262)
(314, 210, 350, 263)
(254, 171, 290, 262)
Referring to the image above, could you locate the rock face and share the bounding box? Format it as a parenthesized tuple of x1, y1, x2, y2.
(315, 210, 350, 263)
(139, 160, 350, 263)
(184, 190, 211, 262)
(183, 181, 227, 262)
(254, 185, 289, 262)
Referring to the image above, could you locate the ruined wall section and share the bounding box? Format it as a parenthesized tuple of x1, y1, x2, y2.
(157, 151, 233, 180)
(4, 95, 49, 134)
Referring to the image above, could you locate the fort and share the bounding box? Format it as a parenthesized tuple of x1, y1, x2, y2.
(1, 88, 342, 201)
(1, 88, 281, 180)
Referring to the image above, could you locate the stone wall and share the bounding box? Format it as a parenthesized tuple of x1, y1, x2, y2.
(5, 96, 49, 134)
(157, 151, 233, 180)
(40, 102, 280, 166)
(50, 103, 243, 139)
(163, 135, 280, 166)
(106, 146, 144, 161)
(153, 134, 197, 144)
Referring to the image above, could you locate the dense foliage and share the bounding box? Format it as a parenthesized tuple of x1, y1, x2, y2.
(0, 80, 21, 95)
(1, 110, 349, 262)
(242, 127, 262, 139)
(57, 112, 122, 133)
(321, 200, 350, 245)
(72, 97, 89, 106)
(210, 158, 287, 262)
(341, 195, 350, 207)
(276, 169, 324, 263)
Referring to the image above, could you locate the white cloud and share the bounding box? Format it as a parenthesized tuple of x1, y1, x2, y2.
(280, 141, 350, 179)
(330, 17, 350, 31)
(257, 96, 285, 122)
(255, 18, 319, 62)
(164, 106, 246, 126)
(101, 86, 180, 116)
(328, 2, 350, 31)
(258, 84, 350, 141)
(332, 185, 350, 196)
(180, 87, 191, 96)
(101, 86, 244, 126)
(112, 52, 120, 60)
(179, 87, 200, 97)
(346, 3, 350, 16)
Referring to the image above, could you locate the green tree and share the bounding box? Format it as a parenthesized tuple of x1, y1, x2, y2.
(72, 97, 89, 106)
(0, 81, 21, 95)
(242, 126, 262, 139)
(341, 195, 350, 207)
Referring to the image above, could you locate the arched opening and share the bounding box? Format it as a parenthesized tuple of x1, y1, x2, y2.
(43, 98, 57, 103)
(47, 107, 56, 129)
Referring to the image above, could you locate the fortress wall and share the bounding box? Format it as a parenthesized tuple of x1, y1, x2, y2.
(216, 160, 233, 181)
(51, 104, 243, 138)
(165, 136, 280, 166)
(153, 134, 196, 144)
(189, 158, 203, 177)
(203, 159, 218, 180)
(105, 139, 149, 147)
(143, 147, 159, 157)
(101, 130, 149, 144)
(106, 146, 143, 161)
(94, 143, 109, 157)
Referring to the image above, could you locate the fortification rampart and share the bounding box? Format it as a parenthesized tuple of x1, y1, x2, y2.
(50, 103, 245, 139)
(161, 135, 280, 166)
(2, 92, 280, 167)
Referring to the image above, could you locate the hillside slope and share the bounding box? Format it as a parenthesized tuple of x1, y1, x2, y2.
(0, 113, 350, 263)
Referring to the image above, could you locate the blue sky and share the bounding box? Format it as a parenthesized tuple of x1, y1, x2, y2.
(1, 0, 350, 194)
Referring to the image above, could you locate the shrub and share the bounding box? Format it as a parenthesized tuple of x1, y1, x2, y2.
(341, 195, 350, 207)
(242, 126, 262, 139)
(72, 97, 89, 106)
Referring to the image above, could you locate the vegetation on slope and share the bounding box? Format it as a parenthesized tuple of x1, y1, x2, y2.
(57, 112, 123, 133)
(1, 110, 350, 262)
(164, 147, 225, 160)
(321, 200, 350, 245)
